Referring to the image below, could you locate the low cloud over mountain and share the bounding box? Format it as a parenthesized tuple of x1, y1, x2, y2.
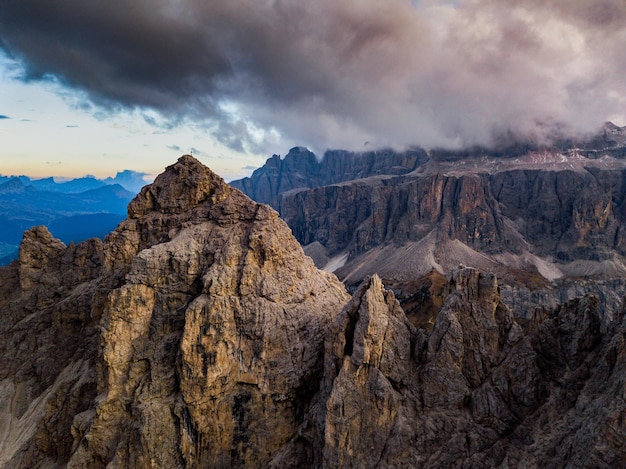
(1, 1, 625, 154)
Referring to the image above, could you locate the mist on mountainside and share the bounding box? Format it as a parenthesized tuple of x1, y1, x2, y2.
(232, 123, 626, 325)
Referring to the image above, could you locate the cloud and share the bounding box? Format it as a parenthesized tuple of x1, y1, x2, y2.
(0, 115, 10, 119)
(1, 0, 625, 153)
(167, 144, 181, 152)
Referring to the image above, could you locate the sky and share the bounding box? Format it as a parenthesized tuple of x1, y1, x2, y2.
(1, 0, 626, 181)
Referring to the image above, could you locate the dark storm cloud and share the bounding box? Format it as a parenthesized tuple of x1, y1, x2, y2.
(0, 0, 230, 110)
(1, 0, 626, 153)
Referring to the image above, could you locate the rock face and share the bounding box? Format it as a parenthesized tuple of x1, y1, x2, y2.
(233, 139, 626, 322)
(2, 155, 626, 467)
(0, 156, 349, 468)
(0, 226, 103, 468)
(268, 268, 626, 467)
(315, 269, 626, 467)
(281, 169, 626, 274)
(230, 146, 427, 210)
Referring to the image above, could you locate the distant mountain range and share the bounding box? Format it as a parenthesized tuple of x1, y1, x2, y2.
(231, 122, 626, 322)
(0, 169, 150, 194)
(0, 170, 147, 264)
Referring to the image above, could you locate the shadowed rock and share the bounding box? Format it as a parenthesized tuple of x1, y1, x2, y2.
(1, 156, 626, 468)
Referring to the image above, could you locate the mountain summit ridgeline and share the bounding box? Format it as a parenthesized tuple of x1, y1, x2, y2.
(1, 155, 626, 467)
(233, 126, 626, 322)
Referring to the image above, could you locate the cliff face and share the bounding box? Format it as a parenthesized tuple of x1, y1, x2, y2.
(230, 146, 427, 210)
(282, 168, 626, 269)
(280, 168, 626, 326)
(0, 156, 349, 468)
(232, 136, 626, 299)
(2, 155, 626, 468)
(270, 269, 626, 468)
(0, 227, 103, 468)
(233, 146, 626, 317)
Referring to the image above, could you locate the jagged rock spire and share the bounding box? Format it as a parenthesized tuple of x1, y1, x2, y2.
(128, 155, 232, 218)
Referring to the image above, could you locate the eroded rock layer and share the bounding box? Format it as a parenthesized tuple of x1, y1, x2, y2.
(233, 141, 626, 323)
(1, 156, 626, 468)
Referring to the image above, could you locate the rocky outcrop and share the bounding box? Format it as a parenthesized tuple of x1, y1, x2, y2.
(230, 146, 427, 210)
(0, 226, 103, 468)
(313, 268, 626, 467)
(0, 156, 349, 468)
(320, 275, 416, 468)
(2, 155, 626, 468)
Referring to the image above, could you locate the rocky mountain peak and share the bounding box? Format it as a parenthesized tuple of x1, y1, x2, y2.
(128, 155, 231, 218)
(105, 155, 258, 280)
(230, 147, 425, 209)
(71, 154, 350, 467)
(2, 154, 626, 467)
(18, 225, 66, 292)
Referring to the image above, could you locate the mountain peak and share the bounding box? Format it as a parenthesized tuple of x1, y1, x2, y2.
(0, 177, 31, 194)
(128, 154, 231, 218)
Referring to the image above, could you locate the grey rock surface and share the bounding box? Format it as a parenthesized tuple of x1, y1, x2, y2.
(235, 144, 626, 323)
(1, 155, 626, 468)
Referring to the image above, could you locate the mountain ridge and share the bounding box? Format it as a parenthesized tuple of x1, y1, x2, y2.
(231, 127, 626, 323)
(0, 169, 150, 194)
(1, 155, 626, 467)
(231, 122, 626, 209)
(0, 179, 138, 265)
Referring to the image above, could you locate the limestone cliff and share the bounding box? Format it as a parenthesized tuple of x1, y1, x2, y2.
(2, 155, 626, 468)
(281, 169, 626, 276)
(230, 146, 427, 210)
(0, 156, 349, 468)
(241, 149, 626, 323)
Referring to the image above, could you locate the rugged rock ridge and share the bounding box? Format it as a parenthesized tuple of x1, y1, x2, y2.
(0, 156, 349, 468)
(316, 269, 626, 467)
(2, 155, 626, 467)
(239, 151, 626, 321)
(231, 132, 626, 281)
(269, 268, 626, 467)
(279, 167, 626, 323)
(230, 146, 427, 210)
(0, 226, 103, 467)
